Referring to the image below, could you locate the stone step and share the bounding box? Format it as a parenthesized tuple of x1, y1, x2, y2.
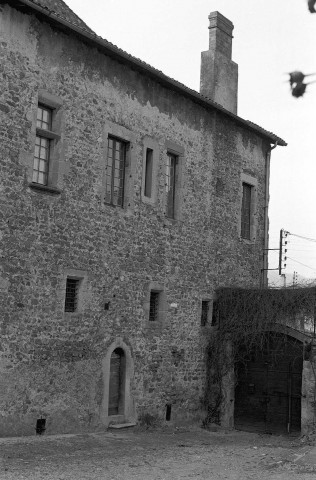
(108, 422, 136, 429)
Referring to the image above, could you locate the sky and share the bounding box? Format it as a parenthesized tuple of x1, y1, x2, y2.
(65, 0, 316, 282)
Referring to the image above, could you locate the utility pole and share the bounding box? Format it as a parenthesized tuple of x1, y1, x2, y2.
(279, 229, 288, 275)
(261, 228, 288, 287)
(293, 271, 298, 288)
(281, 273, 286, 288)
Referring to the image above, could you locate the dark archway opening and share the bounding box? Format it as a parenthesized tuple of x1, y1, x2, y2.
(234, 332, 303, 435)
(108, 348, 125, 416)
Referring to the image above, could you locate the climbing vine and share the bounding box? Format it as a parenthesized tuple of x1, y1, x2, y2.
(203, 286, 316, 426)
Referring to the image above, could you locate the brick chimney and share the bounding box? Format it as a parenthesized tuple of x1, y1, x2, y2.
(200, 12, 238, 114)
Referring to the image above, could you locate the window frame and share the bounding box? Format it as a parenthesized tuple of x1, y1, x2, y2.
(28, 91, 64, 195)
(144, 148, 153, 198)
(241, 182, 252, 240)
(64, 277, 80, 313)
(32, 104, 54, 186)
(101, 121, 136, 211)
(239, 173, 258, 242)
(143, 282, 166, 330)
(164, 140, 185, 221)
(62, 269, 88, 316)
(200, 300, 210, 326)
(211, 299, 219, 326)
(104, 136, 127, 208)
(165, 152, 178, 219)
(149, 290, 160, 322)
(141, 136, 159, 206)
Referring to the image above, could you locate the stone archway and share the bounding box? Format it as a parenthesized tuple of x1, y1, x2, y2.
(100, 338, 135, 426)
(234, 329, 306, 434)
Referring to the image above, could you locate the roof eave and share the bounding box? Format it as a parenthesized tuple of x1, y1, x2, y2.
(11, 0, 287, 147)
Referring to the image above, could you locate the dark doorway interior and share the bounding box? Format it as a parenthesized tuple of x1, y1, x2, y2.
(235, 333, 303, 434)
(108, 348, 124, 416)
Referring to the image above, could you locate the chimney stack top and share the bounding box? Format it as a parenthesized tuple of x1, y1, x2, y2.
(208, 11, 234, 38)
(208, 11, 234, 59)
(200, 11, 238, 114)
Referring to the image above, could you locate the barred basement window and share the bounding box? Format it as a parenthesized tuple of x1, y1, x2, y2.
(201, 300, 209, 326)
(149, 291, 160, 321)
(64, 278, 80, 312)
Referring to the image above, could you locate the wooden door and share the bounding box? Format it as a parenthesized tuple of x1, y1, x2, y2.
(108, 350, 122, 416)
(235, 333, 303, 434)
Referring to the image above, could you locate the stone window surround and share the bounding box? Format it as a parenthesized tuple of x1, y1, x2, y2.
(100, 120, 136, 211)
(163, 140, 185, 222)
(62, 268, 88, 315)
(239, 173, 258, 243)
(143, 282, 167, 330)
(28, 90, 66, 195)
(141, 136, 159, 206)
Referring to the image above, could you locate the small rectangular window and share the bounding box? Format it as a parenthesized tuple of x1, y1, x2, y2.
(105, 136, 126, 207)
(201, 300, 209, 326)
(33, 105, 53, 185)
(149, 291, 160, 322)
(241, 183, 252, 240)
(144, 148, 153, 198)
(65, 278, 80, 312)
(211, 300, 219, 326)
(165, 152, 177, 218)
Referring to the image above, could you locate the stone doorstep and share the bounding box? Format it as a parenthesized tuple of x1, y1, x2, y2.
(108, 422, 136, 429)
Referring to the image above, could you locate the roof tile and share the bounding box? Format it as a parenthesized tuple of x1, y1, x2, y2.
(18, 0, 286, 146)
(27, 0, 95, 34)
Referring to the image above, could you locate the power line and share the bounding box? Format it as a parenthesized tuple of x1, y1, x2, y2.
(285, 231, 316, 243)
(286, 256, 316, 272)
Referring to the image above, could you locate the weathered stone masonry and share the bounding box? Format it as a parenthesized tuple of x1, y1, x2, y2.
(0, 1, 285, 436)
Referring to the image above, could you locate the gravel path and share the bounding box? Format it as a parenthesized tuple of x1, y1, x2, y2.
(0, 426, 315, 479)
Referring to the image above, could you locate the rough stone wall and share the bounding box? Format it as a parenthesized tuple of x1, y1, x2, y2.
(0, 4, 270, 436)
(302, 348, 316, 435)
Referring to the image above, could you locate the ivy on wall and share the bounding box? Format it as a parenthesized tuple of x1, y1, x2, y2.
(203, 286, 316, 426)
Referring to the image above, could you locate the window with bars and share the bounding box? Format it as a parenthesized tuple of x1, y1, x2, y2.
(105, 136, 127, 207)
(165, 152, 177, 218)
(149, 291, 160, 322)
(241, 182, 252, 240)
(33, 105, 53, 185)
(64, 278, 80, 312)
(201, 300, 209, 326)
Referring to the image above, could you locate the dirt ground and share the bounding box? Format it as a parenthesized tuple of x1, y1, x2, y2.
(1, 426, 316, 480)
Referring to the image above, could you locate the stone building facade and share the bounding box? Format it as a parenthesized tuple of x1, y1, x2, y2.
(0, 0, 286, 436)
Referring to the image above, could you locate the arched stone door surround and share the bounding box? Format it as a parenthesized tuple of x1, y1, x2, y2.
(100, 338, 135, 426)
(233, 324, 310, 434)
